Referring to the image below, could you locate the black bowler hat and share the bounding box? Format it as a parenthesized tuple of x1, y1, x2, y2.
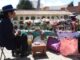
(2, 5, 16, 12)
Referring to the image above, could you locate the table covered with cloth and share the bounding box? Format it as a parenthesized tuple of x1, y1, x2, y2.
(57, 30, 80, 40)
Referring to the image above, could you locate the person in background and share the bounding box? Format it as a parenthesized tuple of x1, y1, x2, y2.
(14, 30, 28, 57)
(70, 16, 80, 53)
(12, 29, 22, 56)
(0, 5, 28, 57)
(71, 16, 78, 32)
(13, 25, 18, 32)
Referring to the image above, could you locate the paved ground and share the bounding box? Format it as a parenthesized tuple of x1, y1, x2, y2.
(0, 48, 80, 60)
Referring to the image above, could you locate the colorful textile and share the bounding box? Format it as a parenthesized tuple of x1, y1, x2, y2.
(60, 38, 78, 56)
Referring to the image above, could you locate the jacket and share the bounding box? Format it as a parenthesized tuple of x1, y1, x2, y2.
(0, 17, 16, 50)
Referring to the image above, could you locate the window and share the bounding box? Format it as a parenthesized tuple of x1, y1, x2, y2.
(47, 16, 50, 19)
(54, 16, 58, 19)
(64, 15, 68, 19)
(26, 16, 29, 20)
(51, 16, 54, 19)
(31, 16, 35, 20)
(20, 16, 23, 20)
(36, 16, 40, 19)
(13, 16, 18, 20)
(42, 16, 45, 19)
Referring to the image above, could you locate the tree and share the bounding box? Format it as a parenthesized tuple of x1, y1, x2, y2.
(68, 1, 74, 7)
(17, 0, 35, 10)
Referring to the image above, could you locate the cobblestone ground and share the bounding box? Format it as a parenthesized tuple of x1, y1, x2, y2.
(0, 48, 80, 60)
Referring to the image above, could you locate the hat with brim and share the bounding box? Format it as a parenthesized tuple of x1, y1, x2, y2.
(2, 5, 16, 12)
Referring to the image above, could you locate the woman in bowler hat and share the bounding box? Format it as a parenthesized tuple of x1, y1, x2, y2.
(0, 5, 28, 57)
(0, 4, 16, 50)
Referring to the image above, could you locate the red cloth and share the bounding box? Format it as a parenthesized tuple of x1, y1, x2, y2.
(60, 38, 78, 56)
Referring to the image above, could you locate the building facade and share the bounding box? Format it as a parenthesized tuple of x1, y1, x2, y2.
(13, 10, 72, 29)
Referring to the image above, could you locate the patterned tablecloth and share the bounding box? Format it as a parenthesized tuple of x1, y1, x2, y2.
(57, 30, 80, 40)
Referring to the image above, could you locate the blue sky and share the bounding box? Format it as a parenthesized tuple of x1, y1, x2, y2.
(0, 0, 80, 9)
(41, 0, 80, 6)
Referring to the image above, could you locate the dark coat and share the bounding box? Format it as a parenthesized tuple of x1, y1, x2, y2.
(0, 17, 16, 50)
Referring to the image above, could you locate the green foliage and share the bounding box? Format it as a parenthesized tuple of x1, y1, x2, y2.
(68, 1, 74, 7)
(17, 0, 35, 10)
